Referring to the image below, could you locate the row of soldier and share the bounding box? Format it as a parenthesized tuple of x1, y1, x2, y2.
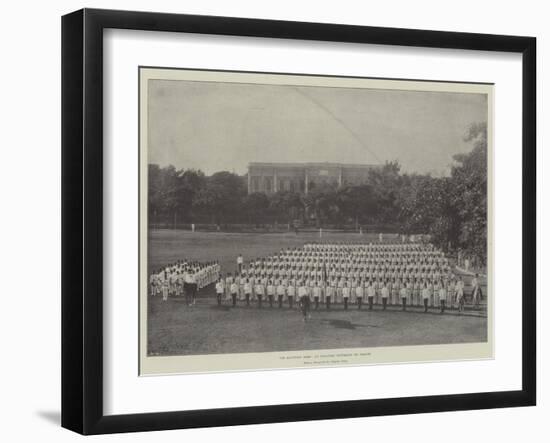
(236, 243, 452, 283)
(149, 242, 482, 313)
(215, 275, 471, 313)
(149, 260, 221, 305)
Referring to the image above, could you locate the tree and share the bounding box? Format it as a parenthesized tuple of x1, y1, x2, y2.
(147, 165, 207, 228)
(178, 169, 206, 222)
(243, 192, 270, 226)
(395, 122, 487, 260)
(269, 191, 304, 224)
(398, 174, 430, 234)
(148, 164, 182, 227)
(303, 182, 338, 227)
(451, 122, 488, 263)
(397, 173, 460, 250)
(195, 171, 246, 224)
(148, 164, 163, 222)
(366, 161, 402, 223)
(336, 184, 377, 229)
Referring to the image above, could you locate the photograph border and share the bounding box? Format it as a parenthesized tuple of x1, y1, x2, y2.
(138, 67, 495, 375)
(61, 8, 536, 435)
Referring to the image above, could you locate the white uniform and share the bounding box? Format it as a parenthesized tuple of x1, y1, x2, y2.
(161, 281, 169, 301)
(255, 283, 264, 297)
(313, 286, 322, 299)
(342, 286, 350, 299)
(423, 286, 432, 302)
(456, 280, 464, 305)
(472, 277, 480, 304)
(287, 284, 296, 299)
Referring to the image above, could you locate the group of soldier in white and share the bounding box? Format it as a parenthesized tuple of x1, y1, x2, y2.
(149, 242, 483, 318)
(149, 260, 221, 305)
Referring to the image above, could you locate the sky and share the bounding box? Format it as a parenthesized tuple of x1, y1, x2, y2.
(147, 79, 488, 176)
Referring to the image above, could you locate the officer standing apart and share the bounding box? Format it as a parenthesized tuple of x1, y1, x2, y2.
(237, 254, 244, 273)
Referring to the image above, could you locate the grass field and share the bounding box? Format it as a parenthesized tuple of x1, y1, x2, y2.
(147, 229, 488, 356)
(148, 297, 487, 356)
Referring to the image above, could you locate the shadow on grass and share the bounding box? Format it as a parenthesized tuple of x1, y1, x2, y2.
(319, 319, 380, 330)
(159, 298, 486, 319)
(209, 305, 232, 311)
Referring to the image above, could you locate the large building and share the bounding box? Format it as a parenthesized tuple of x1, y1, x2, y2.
(247, 162, 380, 195)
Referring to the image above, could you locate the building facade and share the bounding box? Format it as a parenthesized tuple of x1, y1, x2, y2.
(247, 162, 380, 195)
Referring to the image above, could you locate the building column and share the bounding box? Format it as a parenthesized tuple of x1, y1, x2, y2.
(273, 171, 278, 193)
(338, 168, 343, 187)
(247, 172, 251, 194)
(305, 169, 309, 195)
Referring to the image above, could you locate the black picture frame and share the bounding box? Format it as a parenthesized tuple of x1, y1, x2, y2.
(61, 8, 536, 435)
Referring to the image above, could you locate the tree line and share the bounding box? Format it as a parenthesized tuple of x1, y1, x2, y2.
(148, 123, 487, 264)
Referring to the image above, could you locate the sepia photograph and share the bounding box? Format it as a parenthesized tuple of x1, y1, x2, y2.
(139, 68, 492, 375)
